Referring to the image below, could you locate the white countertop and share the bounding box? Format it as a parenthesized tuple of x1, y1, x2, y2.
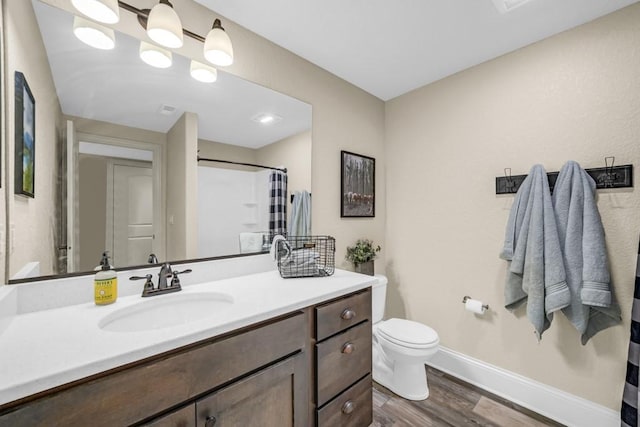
(0, 269, 376, 406)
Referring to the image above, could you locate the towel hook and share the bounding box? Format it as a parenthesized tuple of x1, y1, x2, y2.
(504, 168, 515, 191)
(604, 156, 616, 187)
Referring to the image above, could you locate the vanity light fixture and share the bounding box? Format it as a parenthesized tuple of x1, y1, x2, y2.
(71, 0, 119, 24)
(190, 60, 218, 83)
(146, 0, 184, 49)
(204, 19, 234, 67)
(140, 41, 172, 68)
(76, 1, 233, 78)
(73, 16, 115, 50)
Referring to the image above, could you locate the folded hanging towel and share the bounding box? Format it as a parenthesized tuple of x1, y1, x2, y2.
(239, 232, 264, 253)
(279, 248, 320, 278)
(270, 235, 288, 261)
(552, 160, 621, 344)
(500, 164, 571, 339)
(289, 191, 312, 238)
(282, 249, 319, 265)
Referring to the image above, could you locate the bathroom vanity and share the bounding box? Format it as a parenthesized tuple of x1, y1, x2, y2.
(0, 266, 374, 426)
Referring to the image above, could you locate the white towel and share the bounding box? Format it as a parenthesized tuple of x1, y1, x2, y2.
(270, 235, 288, 261)
(239, 232, 264, 253)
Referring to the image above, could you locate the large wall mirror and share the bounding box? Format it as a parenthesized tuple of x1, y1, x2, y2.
(6, 0, 312, 282)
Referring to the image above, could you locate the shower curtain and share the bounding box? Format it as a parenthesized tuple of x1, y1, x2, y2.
(269, 171, 288, 237)
(622, 238, 640, 427)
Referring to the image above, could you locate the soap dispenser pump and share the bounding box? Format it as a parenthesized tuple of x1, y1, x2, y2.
(94, 251, 117, 305)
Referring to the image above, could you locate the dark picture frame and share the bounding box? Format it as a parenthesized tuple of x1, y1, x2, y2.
(341, 150, 375, 217)
(15, 71, 35, 198)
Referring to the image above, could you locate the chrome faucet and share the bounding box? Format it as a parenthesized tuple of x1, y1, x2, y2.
(130, 263, 192, 297)
(148, 253, 159, 264)
(157, 263, 172, 289)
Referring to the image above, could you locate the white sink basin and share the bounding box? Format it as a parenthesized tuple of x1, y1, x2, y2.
(99, 292, 234, 332)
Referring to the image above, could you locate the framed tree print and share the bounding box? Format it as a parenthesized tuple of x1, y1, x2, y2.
(15, 71, 35, 198)
(341, 150, 375, 217)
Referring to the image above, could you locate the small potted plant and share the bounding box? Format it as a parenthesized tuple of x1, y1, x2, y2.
(346, 239, 381, 276)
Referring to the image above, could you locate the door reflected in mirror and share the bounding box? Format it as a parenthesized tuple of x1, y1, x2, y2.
(7, 0, 312, 282)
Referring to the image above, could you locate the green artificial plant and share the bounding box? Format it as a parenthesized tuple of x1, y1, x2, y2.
(345, 239, 381, 265)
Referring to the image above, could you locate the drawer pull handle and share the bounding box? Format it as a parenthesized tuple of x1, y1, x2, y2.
(342, 342, 355, 354)
(341, 308, 356, 320)
(205, 415, 217, 427)
(342, 400, 355, 415)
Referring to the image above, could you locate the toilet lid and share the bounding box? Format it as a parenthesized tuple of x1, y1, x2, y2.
(377, 318, 439, 348)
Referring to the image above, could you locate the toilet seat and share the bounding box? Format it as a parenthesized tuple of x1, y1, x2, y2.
(377, 318, 439, 349)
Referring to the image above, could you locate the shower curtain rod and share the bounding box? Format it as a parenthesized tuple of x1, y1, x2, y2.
(197, 156, 287, 173)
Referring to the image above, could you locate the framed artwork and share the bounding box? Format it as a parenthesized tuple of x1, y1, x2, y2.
(341, 150, 375, 217)
(15, 71, 35, 198)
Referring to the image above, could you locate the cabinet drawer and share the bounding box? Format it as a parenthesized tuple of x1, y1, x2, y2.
(316, 321, 372, 406)
(316, 289, 371, 341)
(317, 374, 372, 427)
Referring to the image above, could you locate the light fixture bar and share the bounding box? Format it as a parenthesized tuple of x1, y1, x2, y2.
(118, 1, 206, 43)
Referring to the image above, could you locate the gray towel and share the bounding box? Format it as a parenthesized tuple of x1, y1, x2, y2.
(500, 164, 571, 339)
(552, 161, 621, 344)
(280, 250, 319, 277)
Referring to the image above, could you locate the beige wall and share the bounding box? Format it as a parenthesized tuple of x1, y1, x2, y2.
(257, 130, 312, 198)
(78, 155, 108, 271)
(166, 112, 198, 260)
(198, 139, 258, 167)
(71, 116, 168, 147)
(0, 1, 6, 282)
(4, 0, 63, 278)
(385, 4, 640, 410)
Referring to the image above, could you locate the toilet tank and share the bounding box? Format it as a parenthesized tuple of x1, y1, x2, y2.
(372, 274, 388, 323)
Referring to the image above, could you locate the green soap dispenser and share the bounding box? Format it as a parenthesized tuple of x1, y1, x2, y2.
(94, 251, 117, 305)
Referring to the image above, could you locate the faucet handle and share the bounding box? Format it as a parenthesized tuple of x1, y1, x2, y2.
(170, 269, 192, 288)
(130, 274, 155, 295)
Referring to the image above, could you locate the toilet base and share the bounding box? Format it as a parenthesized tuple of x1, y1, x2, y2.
(372, 355, 430, 401)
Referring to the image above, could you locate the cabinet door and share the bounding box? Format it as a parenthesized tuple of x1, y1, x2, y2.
(196, 354, 307, 427)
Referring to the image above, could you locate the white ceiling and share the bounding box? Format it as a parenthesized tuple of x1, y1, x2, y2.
(33, 1, 312, 149)
(195, 0, 639, 101)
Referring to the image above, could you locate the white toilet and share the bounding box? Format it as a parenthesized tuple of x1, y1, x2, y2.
(372, 274, 440, 400)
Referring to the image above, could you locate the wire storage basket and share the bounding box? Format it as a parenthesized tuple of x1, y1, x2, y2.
(276, 235, 336, 278)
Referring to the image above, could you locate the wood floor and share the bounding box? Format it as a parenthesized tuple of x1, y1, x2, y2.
(372, 366, 565, 427)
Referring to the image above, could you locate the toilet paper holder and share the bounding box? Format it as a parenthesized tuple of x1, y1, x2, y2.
(462, 296, 489, 311)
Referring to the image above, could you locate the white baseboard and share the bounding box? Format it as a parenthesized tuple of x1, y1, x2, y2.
(428, 346, 618, 427)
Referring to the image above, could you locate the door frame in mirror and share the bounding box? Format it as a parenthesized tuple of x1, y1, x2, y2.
(72, 130, 165, 269)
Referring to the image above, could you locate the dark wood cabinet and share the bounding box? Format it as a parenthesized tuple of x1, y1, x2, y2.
(196, 354, 304, 427)
(144, 406, 195, 427)
(0, 288, 372, 427)
(317, 374, 372, 427)
(0, 311, 308, 427)
(314, 289, 373, 427)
